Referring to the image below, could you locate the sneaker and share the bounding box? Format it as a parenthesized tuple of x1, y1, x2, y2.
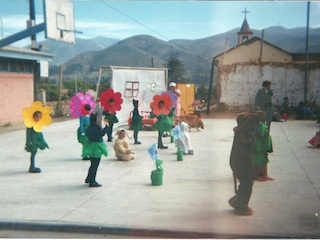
(134, 141, 141, 144)
(188, 150, 194, 155)
(235, 207, 254, 216)
(89, 182, 102, 187)
(158, 145, 168, 149)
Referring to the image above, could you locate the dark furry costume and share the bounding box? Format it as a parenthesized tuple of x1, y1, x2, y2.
(229, 111, 265, 215)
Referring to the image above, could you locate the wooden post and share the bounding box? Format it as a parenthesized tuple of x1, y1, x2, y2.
(95, 67, 103, 100)
(206, 59, 215, 115)
(57, 64, 63, 116)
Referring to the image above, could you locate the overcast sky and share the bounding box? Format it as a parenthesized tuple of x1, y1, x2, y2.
(0, 0, 319, 47)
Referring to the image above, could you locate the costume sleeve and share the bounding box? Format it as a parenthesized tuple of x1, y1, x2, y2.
(79, 116, 85, 133)
(100, 125, 109, 137)
(255, 89, 263, 110)
(175, 89, 181, 97)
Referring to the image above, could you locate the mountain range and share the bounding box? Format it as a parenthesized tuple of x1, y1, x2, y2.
(43, 26, 320, 85)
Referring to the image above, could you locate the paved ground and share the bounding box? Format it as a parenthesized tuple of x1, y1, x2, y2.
(0, 115, 320, 238)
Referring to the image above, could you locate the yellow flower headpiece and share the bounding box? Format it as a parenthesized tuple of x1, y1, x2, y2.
(22, 101, 52, 132)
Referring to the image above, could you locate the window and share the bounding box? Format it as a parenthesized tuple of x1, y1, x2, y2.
(0, 58, 33, 73)
(0, 59, 9, 72)
(125, 81, 139, 97)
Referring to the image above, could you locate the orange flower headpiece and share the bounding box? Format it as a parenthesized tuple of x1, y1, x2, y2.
(22, 101, 52, 132)
(150, 93, 172, 116)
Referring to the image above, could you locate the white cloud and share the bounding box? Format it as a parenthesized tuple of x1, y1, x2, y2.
(75, 20, 139, 31)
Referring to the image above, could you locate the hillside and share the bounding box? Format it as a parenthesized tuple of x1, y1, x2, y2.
(39, 36, 119, 65)
(47, 26, 320, 85)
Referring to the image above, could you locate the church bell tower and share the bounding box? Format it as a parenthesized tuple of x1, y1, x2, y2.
(237, 8, 253, 44)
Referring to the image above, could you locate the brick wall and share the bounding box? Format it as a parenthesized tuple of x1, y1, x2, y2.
(0, 72, 34, 126)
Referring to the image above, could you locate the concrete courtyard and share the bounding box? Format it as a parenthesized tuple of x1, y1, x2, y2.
(0, 116, 319, 238)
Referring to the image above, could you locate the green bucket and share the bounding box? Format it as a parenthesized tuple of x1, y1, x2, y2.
(177, 150, 183, 161)
(151, 170, 163, 186)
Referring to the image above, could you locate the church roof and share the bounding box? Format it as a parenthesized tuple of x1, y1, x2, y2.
(213, 36, 291, 60)
(238, 18, 252, 34)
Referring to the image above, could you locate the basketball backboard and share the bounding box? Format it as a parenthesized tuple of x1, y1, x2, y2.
(43, 0, 75, 43)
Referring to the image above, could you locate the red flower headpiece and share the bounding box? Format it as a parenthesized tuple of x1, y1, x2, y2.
(150, 93, 172, 116)
(99, 88, 123, 114)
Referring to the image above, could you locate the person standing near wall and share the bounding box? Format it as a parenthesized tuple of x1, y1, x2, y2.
(255, 81, 274, 132)
(254, 82, 274, 182)
(169, 82, 181, 116)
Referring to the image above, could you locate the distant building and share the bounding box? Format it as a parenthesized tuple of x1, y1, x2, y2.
(0, 46, 53, 126)
(214, 13, 320, 112)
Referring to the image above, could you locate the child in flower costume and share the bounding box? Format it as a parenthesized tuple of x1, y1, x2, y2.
(150, 93, 173, 149)
(22, 102, 51, 173)
(99, 89, 123, 142)
(83, 113, 109, 187)
(78, 104, 91, 160)
(69, 92, 96, 160)
(254, 114, 274, 181)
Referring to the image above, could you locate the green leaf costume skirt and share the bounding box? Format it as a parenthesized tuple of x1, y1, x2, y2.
(82, 142, 108, 159)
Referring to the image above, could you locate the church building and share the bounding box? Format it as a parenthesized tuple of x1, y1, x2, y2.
(213, 9, 320, 112)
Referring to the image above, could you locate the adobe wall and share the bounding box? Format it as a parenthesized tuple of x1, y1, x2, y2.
(0, 73, 34, 126)
(217, 62, 320, 112)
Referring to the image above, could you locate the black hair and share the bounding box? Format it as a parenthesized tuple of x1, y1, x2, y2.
(84, 104, 91, 111)
(33, 111, 42, 117)
(133, 99, 138, 106)
(262, 81, 271, 87)
(90, 112, 98, 124)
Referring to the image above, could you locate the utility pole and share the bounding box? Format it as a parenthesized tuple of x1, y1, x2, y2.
(304, 1, 310, 102)
(206, 59, 215, 115)
(57, 65, 63, 116)
(29, 0, 37, 50)
(75, 69, 78, 94)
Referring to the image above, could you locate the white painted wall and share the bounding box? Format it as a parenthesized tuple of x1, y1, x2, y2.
(218, 63, 320, 111)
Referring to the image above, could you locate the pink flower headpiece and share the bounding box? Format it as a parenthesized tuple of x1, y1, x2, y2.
(69, 92, 96, 118)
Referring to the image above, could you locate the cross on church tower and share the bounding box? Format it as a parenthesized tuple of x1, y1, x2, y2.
(242, 8, 250, 19)
(237, 7, 252, 44)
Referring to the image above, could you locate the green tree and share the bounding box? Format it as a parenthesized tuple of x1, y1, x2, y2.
(195, 84, 217, 103)
(165, 56, 186, 83)
(39, 78, 58, 101)
(195, 84, 208, 102)
(63, 79, 94, 97)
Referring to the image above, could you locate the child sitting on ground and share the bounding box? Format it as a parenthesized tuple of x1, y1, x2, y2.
(175, 121, 194, 155)
(114, 129, 135, 161)
(309, 130, 320, 147)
